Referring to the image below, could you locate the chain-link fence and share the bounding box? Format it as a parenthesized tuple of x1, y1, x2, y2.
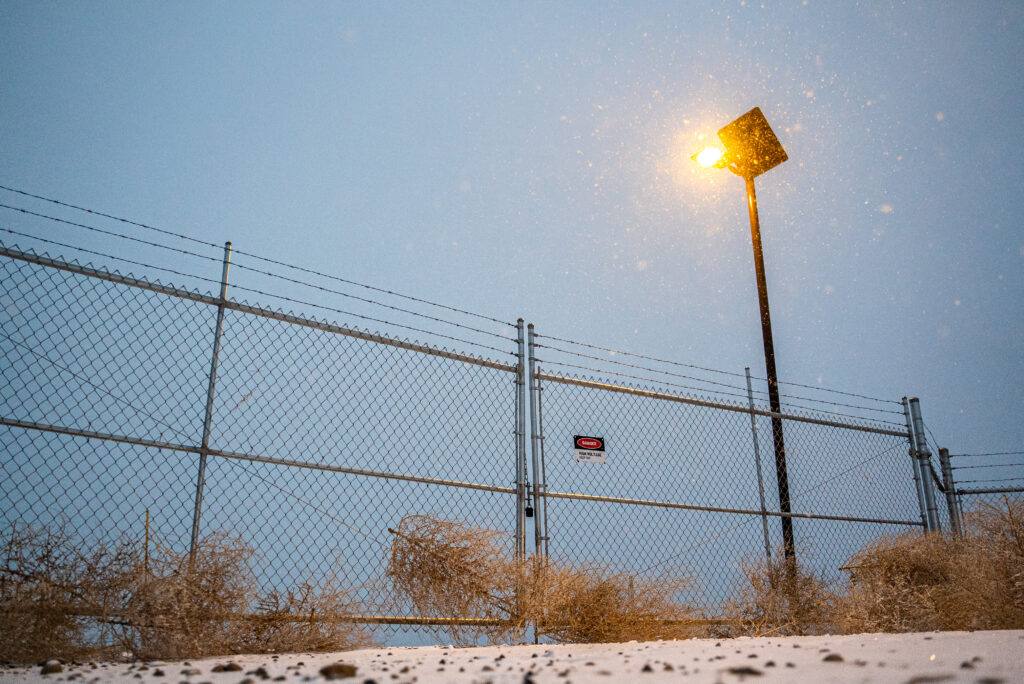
(526, 357, 923, 606)
(2, 241, 948, 644)
(1, 244, 524, 642)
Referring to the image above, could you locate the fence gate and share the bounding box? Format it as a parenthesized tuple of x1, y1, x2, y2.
(525, 324, 926, 606)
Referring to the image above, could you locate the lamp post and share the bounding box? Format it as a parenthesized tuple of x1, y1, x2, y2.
(693, 107, 795, 562)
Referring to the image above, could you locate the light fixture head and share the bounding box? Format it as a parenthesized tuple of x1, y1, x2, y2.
(716, 107, 788, 179)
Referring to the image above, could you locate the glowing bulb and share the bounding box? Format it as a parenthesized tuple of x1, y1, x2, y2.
(695, 146, 725, 168)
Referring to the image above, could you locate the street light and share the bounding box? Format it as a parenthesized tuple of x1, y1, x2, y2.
(693, 107, 795, 562)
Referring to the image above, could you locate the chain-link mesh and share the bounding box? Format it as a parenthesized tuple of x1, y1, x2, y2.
(1, 247, 520, 642)
(958, 489, 1024, 529)
(2, 244, 933, 644)
(530, 369, 920, 607)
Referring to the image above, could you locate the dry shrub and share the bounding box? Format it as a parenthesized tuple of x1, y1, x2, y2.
(837, 497, 1024, 633)
(0, 522, 372, 663)
(529, 562, 696, 643)
(387, 515, 519, 643)
(723, 552, 837, 637)
(118, 532, 254, 660)
(0, 522, 134, 663)
(387, 514, 696, 644)
(243, 579, 375, 654)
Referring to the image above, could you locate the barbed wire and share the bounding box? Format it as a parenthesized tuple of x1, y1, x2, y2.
(953, 463, 1024, 470)
(0, 204, 513, 340)
(956, 477, 1024, 485)
(950, 451, 1024, 458)
(0, 233, 515, 358)
(1, 228, 226, 288)
(0, 183, 513, 327)
(536, 340, 902, 416)
(536, 357, 906, 428)
(534, 331, 900, 405)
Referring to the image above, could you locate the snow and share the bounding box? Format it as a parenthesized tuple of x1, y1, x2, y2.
(3, 630, 1021, 683)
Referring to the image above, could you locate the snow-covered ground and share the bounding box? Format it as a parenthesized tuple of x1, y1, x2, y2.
(3, 630, 1021, 683)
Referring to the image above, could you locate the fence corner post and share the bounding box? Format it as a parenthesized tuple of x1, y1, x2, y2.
(938, 447, 963, 536)
(903, 396, 930, 532)
(908, 397, 940, 532)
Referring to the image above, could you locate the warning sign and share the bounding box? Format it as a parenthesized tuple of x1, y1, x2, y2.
(574, 435, 606, 464)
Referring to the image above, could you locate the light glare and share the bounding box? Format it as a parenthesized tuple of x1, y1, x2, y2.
(695, 146, 724, 168)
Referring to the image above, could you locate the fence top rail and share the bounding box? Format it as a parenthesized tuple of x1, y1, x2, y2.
(0, 244, 517, 373)
(536, 371, 911, 438)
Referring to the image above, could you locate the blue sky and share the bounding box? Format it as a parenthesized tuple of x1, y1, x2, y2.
(2, 1, 1023, 481)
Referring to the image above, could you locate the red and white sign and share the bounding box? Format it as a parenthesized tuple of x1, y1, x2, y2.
(574, 435, 606, 463)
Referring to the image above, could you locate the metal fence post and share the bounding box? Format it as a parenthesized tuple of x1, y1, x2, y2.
(909, 397, 940, 532)
(515, 319, 527, 562)
(745, 367, 772, 560)
(902, 396, 930, 531)
(527, 323, 547, 558)
(938, 447, 963, 536)
(189, 241, 232, 564)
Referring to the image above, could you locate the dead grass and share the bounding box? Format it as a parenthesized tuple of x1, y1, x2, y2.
(721, 551, 838, 637)
(387, 514, 698, 644)
(0, 522, 372, 663)
(836, 497, 1024, 633)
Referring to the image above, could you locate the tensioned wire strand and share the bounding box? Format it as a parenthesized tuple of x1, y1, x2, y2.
(0, 231, 515, 358)
(0, 184, 513, 327)
(0, 202, 513, 341)
(0, 331, 384, 546)
(635, 440, 909, 575)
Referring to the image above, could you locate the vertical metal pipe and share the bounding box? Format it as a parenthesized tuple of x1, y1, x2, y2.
(536, 364, 550, 560)
(938, 447, 963, 536)
(514, 319, 527, 562)
(745, 367, 772, 560)
(909, 397, 940, 532)
(903, 396, 929, 531)
(190, 241, 232, 564)
(527, 324, 546, 558)
(744, 176, 795, 561)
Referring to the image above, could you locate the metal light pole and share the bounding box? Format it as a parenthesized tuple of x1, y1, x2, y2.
(694, 107, 795, 561)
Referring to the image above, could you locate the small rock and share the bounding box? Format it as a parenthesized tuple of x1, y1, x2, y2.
(152, 669, 165, 677)
(960, 661, 975, 669)
(181, 669, 201, 676)
(319, 663, 357, 680)
(641, 663, 654, 672)
(823, 654, 844, 663)
(41, 661, 63, 676)
(726, 666, 762, 677)
(212, 664, 242, 673)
